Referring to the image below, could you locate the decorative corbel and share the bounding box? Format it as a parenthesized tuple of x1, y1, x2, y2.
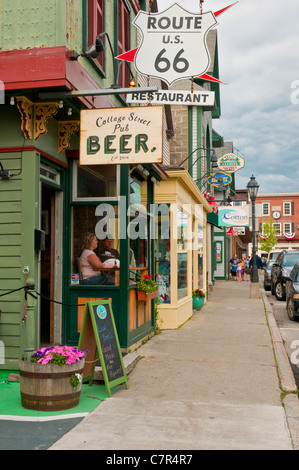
(34, 102, 59, 140)
(58, 121, 80, 154)
(16, 97, 33, 140)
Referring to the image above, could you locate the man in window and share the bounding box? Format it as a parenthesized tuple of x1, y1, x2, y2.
(95, 234, 120, 285)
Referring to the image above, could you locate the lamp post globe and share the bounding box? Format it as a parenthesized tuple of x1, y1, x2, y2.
(247, 175, 259, 285)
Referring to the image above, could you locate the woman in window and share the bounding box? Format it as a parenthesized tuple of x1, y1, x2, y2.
(79, 232, 104, 285)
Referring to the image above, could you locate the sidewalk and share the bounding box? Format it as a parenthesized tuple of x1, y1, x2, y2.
(49, 280, 299, 450)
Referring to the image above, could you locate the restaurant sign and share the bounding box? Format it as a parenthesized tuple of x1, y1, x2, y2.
(217, 153, 245, 173)
(127, 89, 215, 107)
(80, 107, 163, 165)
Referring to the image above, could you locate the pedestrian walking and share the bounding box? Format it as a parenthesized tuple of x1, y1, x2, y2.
(249, 254, 263, 280)
(229, 254, 239, 281)
(237, 261, 243, 282)
(241, 257, 245, 281)
(244, 255, 251, 281)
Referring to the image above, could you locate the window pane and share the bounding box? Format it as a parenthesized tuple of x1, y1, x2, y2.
(198, 223, 203, 290)
(155, 208, 171, 303)
(74, 163, 117, 199)
(178, 252, 188, 300)
(72, 205, 119, 286)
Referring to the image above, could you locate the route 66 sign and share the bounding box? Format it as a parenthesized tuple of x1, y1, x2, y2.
(132, 3, 217, 85)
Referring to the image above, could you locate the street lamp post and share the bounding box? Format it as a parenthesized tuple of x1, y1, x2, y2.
(247, 175, 260, 296)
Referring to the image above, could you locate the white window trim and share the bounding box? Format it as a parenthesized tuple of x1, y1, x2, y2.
(262, 202, 270, 216)
(272, 223, 281, 235)
(283, 201, 292, 216)
(283, 222, 292, 233)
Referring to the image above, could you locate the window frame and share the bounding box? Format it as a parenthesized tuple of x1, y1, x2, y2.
(283, 201, 292, 216)
(72, 160, 120, 202)
(272, 223, 281, 236)
(116, 0, 131, 89)
(85, 0, 106, 75)
(262, 202, 270, 216)
(283, 222, 292, 234)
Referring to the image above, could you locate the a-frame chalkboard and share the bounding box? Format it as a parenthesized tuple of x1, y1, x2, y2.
(78, 300, 129, 397)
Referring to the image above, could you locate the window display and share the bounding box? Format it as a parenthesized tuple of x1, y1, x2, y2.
(154, 208, 171, 303)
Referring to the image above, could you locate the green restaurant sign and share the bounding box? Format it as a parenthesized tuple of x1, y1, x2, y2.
(217, 153, 245, 173)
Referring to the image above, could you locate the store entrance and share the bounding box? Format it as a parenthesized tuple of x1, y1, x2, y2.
(40, 184, 63, 345)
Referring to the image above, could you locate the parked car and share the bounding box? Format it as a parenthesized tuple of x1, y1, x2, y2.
(285, 263, 299, 321)
(271, 250, 299, 301)
(267, 250, 282, 262)
(263, 260, 275, 291)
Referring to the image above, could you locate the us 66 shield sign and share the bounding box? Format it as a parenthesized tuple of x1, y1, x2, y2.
(133, 3, 217, 85)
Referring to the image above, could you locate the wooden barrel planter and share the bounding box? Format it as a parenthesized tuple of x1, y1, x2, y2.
(19, 358, 85, 411)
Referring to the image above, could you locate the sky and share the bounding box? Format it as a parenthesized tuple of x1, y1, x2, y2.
(156, 0, 299, 194)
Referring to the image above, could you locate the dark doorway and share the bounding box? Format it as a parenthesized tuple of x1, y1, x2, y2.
(40, 185, 55, 345)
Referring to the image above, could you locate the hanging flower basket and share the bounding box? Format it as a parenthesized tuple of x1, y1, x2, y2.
(136, 274, 159, 302)
(137, 289, 158, 302)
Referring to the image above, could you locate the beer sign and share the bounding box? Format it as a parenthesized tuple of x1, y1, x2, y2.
(80, 107, 163, 165)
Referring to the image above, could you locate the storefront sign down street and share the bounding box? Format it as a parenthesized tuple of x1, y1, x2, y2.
(217, 153, 245, 173)
(218, 206, 249, 228)
(80, 106, 163, 165)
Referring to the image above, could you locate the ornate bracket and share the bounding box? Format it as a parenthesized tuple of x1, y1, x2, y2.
(34, 102, 59, 140)
(16, 97, 33, 139)
(58, 121, 80, 154)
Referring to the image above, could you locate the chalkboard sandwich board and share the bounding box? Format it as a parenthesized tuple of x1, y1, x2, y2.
(78, 300, 129, 397)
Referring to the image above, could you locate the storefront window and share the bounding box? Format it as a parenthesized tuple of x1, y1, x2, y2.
(73, 161, 118, 200)
(155, 207, 171, 303)
(128, 205, 148, 283)
(71, 204, 119, 286)
(198, 223, 203, 290)
(177, 208, 189, 300)
(177, 208, 188, 249)
(177, 252, 188, 300)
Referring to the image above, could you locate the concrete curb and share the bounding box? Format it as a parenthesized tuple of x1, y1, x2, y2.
(260, 286, 299, 450)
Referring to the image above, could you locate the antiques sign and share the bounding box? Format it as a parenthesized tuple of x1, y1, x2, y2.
(217, 153, 245, 173)
(80, 107, 163, 165)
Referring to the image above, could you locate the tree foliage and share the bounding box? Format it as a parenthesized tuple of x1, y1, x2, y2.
(258, 217, 278, 253)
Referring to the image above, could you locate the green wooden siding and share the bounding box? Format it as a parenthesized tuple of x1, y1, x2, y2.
(0, 153, 23, 368)
(0, 147, 40, 369)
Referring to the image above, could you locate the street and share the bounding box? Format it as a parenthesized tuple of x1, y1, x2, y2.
(265, 289, 299, 388)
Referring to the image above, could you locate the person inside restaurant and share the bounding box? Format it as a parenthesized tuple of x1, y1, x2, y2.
(79, 232, 105, 285)
(94, 234, 120, 285)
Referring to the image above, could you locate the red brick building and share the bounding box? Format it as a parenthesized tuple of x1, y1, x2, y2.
(256, 193, 299, 251)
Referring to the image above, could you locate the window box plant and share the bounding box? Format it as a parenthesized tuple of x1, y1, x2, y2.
(19, 346, 87, 411)
(136, 274, 159, 301)
(192, 289, 205, 310)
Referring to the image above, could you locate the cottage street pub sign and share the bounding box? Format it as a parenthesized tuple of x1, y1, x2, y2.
(80, 107, 163, 165)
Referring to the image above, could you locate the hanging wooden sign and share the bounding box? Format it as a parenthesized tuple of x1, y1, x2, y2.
(80, 106, 163, 165)
(78, 300, 128, 397)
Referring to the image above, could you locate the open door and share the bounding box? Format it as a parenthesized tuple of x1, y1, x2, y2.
(40, 184, 63, 345)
